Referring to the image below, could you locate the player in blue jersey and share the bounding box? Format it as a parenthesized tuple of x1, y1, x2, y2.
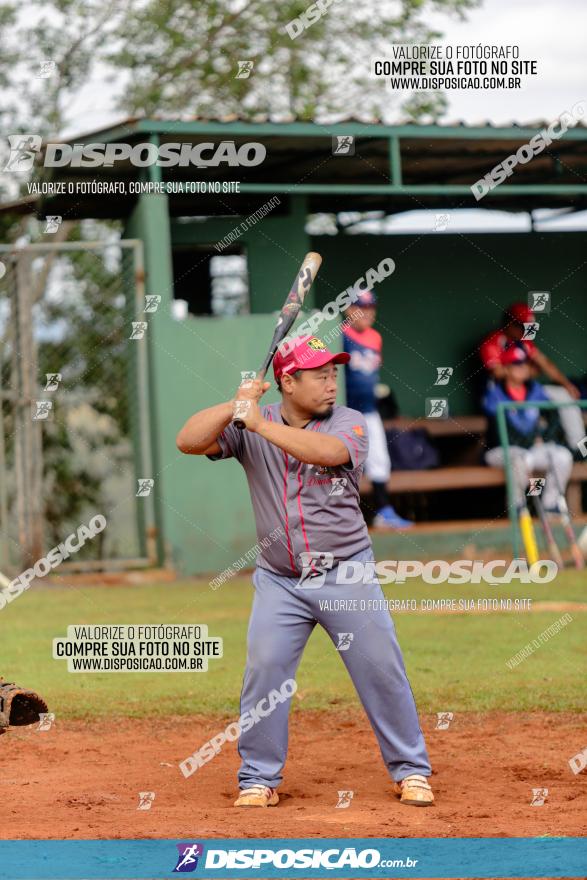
(342, 292, 412, 529)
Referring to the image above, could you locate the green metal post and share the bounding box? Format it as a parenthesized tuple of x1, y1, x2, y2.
(124, 192, 173, 567)
(496, 402, 519, 557)
(496, 399, 587, 559)
(389, 137, 402, 186)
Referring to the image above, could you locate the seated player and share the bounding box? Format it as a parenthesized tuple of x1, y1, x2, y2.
(479, 302, 584, 453)
(342, 292, 412, 529)
(482, 343, 573, 512)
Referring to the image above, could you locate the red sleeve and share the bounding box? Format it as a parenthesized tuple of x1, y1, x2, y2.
(525, 341, 537, 357)
(479, 331, 502, 370)
(365, 327, 382, 353)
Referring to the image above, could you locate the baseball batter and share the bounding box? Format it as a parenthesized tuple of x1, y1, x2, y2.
(176, 335, 433, 808)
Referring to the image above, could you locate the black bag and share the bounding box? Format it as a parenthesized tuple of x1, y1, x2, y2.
(386, 428, 439, 471)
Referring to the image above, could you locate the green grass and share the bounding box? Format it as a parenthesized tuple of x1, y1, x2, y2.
(2, 570, 585, 719)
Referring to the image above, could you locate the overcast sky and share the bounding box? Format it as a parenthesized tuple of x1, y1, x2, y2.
(64, 0, 587, 135)
(427, 0, 587, 123)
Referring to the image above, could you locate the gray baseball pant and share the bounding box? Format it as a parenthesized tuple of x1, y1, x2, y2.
(237, 546, 431, 790)
(485, 441, 573, 509)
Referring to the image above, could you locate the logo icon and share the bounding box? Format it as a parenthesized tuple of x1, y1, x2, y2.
(136, 478, 155, 497)
(530, 787, 548, 806)
(336, 633, 354, 652)
(37, 712, 55, 731)
(129, 321, 148, 340)
(329, 477, 347, 496)
(527, 478, 545, 496)
(173, 843, 204, 873)
(44, 373, 62, 391)
(435, 711, 454, 730)
(351, 424, 364, 437)
(32, 400, 53, 421)
(137, 791, 156, 810)
(433, 213, 450, 232)
(44, 215, 62, 233)
(233, 400, 251, 420)
(312, 464, 335, 476)
(522, 322, 539, 341)
(306, 337, 326, 351)
(4, 135, 42, 172)
(434, 367, 453, 386)
(332, 136, 355, 156)
(568, 746, 587, 775)
(297, 551, 334, 589)
(38, 60, 56, 78)
(236, 61, 254, 79)
(529, 291, 551, 313)
(426, 398, 448, 419)
(144, 295, 162, 313)
(336, 790, 354, 808)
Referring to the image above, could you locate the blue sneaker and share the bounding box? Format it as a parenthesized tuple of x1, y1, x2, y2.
(372, 505, 413, 529)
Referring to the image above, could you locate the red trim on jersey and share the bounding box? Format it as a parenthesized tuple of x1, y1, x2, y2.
(339, 431, 358, 467)
(342, 324, 382, 352)
(296, 460, 312, 558)
(506, 383, 528, 401)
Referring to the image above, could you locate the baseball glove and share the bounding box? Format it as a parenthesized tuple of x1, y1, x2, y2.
(0, 679, 48, 735)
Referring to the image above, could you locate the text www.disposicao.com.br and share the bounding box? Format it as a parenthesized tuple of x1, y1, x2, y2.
(71, 657, 201, 671)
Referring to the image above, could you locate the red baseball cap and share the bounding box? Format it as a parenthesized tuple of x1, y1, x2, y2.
(273, 335, 350, 382)
(505, 302, 534, 324)
(501, 342, 530, 365)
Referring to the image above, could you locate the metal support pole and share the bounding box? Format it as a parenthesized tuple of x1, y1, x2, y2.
(389, 137, 402, 186)
(496, 399, 587, 559)
(0, 339, 10, 571)
(496, 402, 519, 557)
(14, 254, 44, 566)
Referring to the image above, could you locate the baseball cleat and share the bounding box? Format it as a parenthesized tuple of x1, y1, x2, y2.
(234, 785, 279, 807)
(373, 505, 413, 530)
(393, 774, 434, 806)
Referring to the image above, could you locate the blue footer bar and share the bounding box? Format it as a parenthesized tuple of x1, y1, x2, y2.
(0, 838, 585, 879)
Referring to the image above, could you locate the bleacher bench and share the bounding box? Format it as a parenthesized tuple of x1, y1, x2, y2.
(358, 416, 587, 516)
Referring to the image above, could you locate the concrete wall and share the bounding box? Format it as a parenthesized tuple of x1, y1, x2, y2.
(312, 231, 587, 416)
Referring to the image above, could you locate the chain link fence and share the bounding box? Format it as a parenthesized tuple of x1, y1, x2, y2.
(0, 239, 158, 576)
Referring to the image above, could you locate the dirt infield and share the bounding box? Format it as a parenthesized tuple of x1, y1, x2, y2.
(1, 711, 586, 839)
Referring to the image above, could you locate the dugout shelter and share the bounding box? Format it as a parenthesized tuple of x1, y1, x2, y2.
(1, 116, 587, 575)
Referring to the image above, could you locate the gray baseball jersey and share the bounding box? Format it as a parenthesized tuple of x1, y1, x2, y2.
(208, 403, 371, 576)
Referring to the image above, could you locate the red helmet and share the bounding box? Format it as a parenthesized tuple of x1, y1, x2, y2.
(501, 342, 530, 365)
(505, 302, 534, 325)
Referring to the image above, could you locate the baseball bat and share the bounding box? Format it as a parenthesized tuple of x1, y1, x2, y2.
(531, 493, 563, 569)
(545, 448, 585, 569)
(232, 252, 323, 429)
(519, 504, 539, 566)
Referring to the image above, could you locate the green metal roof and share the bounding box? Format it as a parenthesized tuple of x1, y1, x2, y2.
(4, 116, 587, 219)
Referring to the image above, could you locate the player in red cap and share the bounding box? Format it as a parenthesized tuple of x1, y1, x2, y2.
(482, 343, 572, 511)
(479, 301, 583, 452)
(479, 301, 579, 397)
